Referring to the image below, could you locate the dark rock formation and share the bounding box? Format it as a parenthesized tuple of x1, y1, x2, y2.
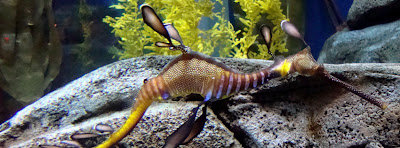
(318, 19, 400, 64)
(0, 55, 399, 147)
(319, 1, 400, 64)
(347, 0, 400, 30)
(0, 0, 62, 104)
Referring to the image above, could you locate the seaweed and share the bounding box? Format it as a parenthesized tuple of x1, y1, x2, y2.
(103, 0, 289, 59)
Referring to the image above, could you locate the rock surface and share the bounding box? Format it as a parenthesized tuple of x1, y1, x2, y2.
(318, 19, 400, 64)
(0, 55, 399, 147)
(318, 1, 400, 64)
(346, 0, 400, 30)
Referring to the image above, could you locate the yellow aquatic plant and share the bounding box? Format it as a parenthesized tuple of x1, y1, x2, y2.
(103, 0, 288, 59)
(236, 0, 289, 59)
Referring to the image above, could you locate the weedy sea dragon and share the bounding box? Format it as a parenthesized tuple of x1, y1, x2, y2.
(94, 4, 387, 148)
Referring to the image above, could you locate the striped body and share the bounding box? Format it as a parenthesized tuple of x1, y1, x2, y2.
(157, 51, 286, 101)
(97, 51, 292, 148)
(97, 48, 387, 148)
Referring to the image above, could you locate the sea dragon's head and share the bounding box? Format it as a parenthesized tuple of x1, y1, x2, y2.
(260, 20, 387, 109)
(259, 20, 322, 77)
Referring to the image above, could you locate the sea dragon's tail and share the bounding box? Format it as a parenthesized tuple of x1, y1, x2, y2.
(96, 76, 168, 148)
(96, 98, 152, 148)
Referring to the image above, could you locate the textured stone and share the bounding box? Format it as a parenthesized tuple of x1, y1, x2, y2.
(213, 62, 400, 147)
(0, 55, 399, 147)
(0, 56, 241, 148)
(347, 0, 396, 20)
(318, 19, 400, 64)
(347, 0, 400, 30)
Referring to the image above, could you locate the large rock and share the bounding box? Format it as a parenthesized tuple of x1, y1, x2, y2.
(214, 62, 400, 147)
(0, 55, 240, 148)
(0, 55, 399, 147)
(347, 0, 400, 30)
(318, 19, 400, 64)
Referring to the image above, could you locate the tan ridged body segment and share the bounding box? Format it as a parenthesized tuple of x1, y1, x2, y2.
(161, 55, 226, 97)
(158, 51, 285, 100)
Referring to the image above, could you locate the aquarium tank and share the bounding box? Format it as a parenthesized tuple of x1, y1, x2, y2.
(0, 0, 399, 147)
(0, 0, 294, 122)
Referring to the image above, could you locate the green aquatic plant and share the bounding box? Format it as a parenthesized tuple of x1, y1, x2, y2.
(236, 0, 289, 59)
(103, 0, 288, 59)
(103, 0, 235, 58)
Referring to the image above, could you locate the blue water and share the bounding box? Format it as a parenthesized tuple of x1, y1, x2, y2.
(305, 0, 352, 58)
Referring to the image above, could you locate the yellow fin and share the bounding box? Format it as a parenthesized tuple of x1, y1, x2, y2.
(275, 59, 292, 76)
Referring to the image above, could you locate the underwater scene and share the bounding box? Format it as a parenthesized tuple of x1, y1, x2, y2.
(0, 0, 399, 147)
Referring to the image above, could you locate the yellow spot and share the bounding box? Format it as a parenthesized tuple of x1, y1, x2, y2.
(275, 60, 292, 76)
(382, 102, 388, 109)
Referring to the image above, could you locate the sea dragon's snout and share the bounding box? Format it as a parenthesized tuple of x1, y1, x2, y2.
(277, 20, 388, 109)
